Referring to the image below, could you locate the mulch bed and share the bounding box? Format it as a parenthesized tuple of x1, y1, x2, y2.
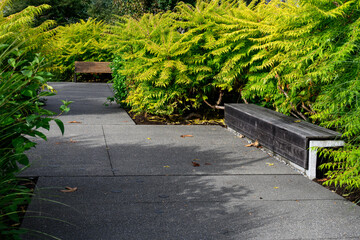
(127, 111, 226, 127)
(313, 178, 360, 206)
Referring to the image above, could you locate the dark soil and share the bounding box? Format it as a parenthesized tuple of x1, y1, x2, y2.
(126, 111, 226, 127)
(75, 73, 112, 83)
(313, 178, 360, 206)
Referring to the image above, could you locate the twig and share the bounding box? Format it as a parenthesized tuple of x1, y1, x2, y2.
(301, 102, 316, 115)
(277, 85, 307, 121)
(203, 91, 225, 110)
(203, 99, 225, 110)
(240, 90, 248, 104)
(216, 90, 224, 106)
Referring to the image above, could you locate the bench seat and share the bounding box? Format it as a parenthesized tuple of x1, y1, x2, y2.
(74, 61, 112, 82)
(225, 103, 344, 179)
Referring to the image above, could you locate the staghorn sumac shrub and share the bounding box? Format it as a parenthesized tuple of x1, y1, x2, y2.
(46, 18, 115, 81)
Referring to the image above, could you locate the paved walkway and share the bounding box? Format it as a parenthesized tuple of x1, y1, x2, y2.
(21, 82, 360, 240)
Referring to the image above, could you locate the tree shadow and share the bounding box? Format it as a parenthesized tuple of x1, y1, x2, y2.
(20, 138, 279, 239)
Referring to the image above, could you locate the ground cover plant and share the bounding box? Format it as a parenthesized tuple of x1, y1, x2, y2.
(0, 47, 67, 239)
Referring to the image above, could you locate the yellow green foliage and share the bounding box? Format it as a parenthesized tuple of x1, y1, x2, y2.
(239, 0, 360, 190)
(46, 18, 115, 81)
(0, 0, 55, 54)
(112, 13, 193, 115)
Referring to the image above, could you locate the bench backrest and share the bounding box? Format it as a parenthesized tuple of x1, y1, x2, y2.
(75, 61, 112, 74)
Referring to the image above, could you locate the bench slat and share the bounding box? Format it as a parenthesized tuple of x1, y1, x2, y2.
(225, 103, 342, 170)
(75, 61, 112, 74)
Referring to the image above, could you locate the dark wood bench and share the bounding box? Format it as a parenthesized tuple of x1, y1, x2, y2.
(225, 103, 344, 179)
(74, 61, 112, 82)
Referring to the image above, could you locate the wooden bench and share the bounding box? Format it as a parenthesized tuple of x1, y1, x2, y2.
(74, 61, 112, 82)
(225, 103, 345, 179)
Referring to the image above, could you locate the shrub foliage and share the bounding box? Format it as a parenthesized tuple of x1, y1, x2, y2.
(110, 0, 360, 191)
(45, 18, 115, 81)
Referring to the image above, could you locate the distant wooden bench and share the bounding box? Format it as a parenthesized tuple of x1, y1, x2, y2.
(225, 103, 345, 179)
(74, 61, 112, 82)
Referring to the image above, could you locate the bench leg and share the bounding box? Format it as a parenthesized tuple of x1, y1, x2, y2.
(307, 140, 345, 179)
(74, 73, 77, 82)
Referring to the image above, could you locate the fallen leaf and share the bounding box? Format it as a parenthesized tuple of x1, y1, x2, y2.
(294, 120, 301, 123)
(68, 121, 82, 124)
(238, 135, 245, 138)
(205, 162, 212, 165)
(274, 187, 279, 189)
(147, 138, 151, 140)
(163, 165, 170, 168)
(181, 135, 193, 138)
(192, 161, 200, 167)
(266, 163, 274, 166)
(245, 140, 260, 148)
(317, 178, 329, 182)
(69, 138, 77, 143)
(60, 186, 77, 193)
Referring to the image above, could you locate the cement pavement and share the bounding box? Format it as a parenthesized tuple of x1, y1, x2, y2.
(20, 82, 360, 240)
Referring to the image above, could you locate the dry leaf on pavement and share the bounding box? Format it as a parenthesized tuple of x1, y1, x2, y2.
(68, 121, 82, 124)
(60, 186, 78, 193)
(192, 161, 200, 167)
(245, 140, 260, 148)
(181, 135, 193, 138)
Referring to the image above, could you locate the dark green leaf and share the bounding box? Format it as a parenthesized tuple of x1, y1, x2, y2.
(34, 130, 47, 141)
(8, 58, 16, 68)
(54, 119, 65, 135)
(17, 154, 29, 166)
(21, 70, 33, 78)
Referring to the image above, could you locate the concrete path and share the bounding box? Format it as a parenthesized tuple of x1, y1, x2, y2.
(21, 82, 360, 240)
